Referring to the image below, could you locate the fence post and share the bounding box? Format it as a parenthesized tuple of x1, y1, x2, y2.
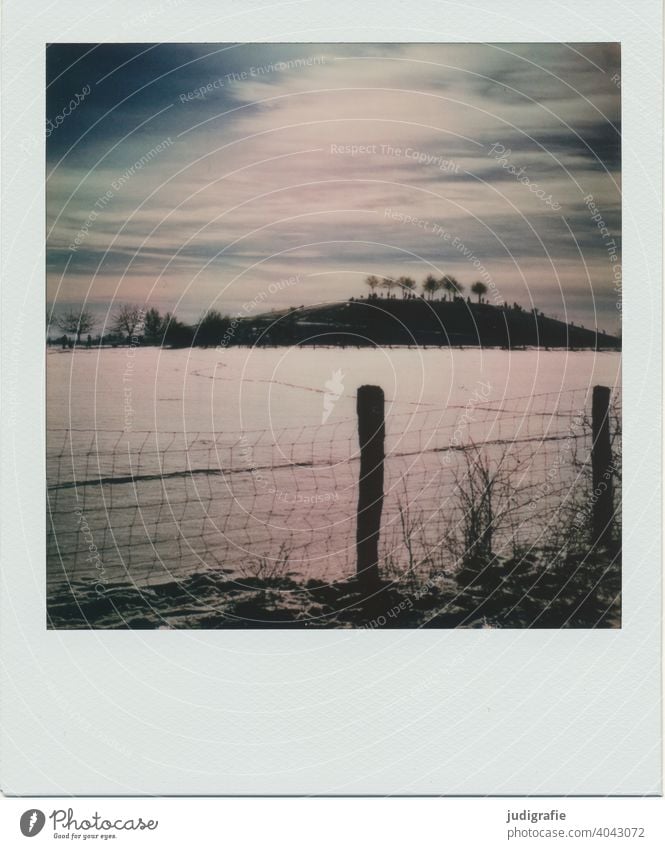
(356, 385, 385, 587)
(591, 385, 614, 548)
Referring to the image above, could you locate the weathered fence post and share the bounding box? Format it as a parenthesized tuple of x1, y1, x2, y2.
(356, 385, 385, 587)
(591, 385, 614, 548)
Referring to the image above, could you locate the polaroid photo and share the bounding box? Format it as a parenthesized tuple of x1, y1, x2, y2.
(44, 42, 623, 632)
(1, 0, 661, 798)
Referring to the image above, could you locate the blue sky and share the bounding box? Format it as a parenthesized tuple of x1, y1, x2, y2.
(46, 43, 621, 330)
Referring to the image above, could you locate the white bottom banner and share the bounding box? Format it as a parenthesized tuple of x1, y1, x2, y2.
(1, 797, 663, 849)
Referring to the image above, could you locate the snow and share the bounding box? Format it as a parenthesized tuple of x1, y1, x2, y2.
(47, 346, 621, 596)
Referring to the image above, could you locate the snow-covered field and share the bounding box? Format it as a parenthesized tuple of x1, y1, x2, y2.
(47, 346, 621, 598)
(47, 345, 621, 434)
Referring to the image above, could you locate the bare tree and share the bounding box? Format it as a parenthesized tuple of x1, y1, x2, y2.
(364, 275, 380, 295)
(422, 274, 439, 301)
(111, 303, 144, 338)
(451, 278, 464, 297)
(471, 281, 488, 303)
(55, 307, 97, 344)
(381, 276, 395, 297)
(441, 274, 462, 300)
(397, 276, 416, 298)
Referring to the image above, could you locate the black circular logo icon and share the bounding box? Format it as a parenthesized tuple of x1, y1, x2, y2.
(20, 810, 45, 837)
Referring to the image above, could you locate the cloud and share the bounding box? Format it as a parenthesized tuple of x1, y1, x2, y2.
(47, 43, 621, 328)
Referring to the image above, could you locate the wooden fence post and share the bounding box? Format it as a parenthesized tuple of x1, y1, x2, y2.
(356, 385, 385, 587)
(591, 385, 614, 548)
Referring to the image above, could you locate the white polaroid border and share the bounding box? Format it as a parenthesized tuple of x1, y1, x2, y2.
(1, 0, 661, 795)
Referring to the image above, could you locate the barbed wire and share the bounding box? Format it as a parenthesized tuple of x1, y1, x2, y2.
(47, 386, 621, 608)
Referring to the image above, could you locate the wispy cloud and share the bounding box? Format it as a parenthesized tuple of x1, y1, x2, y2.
(47, 43, 621, 328)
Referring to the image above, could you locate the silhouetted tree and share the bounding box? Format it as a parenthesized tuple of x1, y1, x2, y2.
(397, 276, 416, 298)
(471, 281, 488, 303)
(441, 274, 461, 301)
(55, 307, 97, 344)
(381, 277, 396, 298)
(162, 313, 194, 348)
(195, 309, 230, 347)
(143, 307, 163, 340)
(422, 274, 439, 301)
(111, 303, 144, 338)
(365, 275, 380, 296)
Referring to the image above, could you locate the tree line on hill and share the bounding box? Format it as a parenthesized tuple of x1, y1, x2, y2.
(47, 277, 614, 350)
(363, 274, 490, 302)
(45, 274, 499, 350)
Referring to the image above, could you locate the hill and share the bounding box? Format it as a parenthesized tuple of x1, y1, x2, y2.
(230, 297, 620, 349)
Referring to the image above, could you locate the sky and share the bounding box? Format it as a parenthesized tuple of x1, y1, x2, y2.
(46, 43, 621, 330)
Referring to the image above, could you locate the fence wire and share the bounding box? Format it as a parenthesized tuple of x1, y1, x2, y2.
(47, 386, 621, 603)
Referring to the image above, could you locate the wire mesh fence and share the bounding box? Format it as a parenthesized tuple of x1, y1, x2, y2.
(47, 384, 621, 622)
